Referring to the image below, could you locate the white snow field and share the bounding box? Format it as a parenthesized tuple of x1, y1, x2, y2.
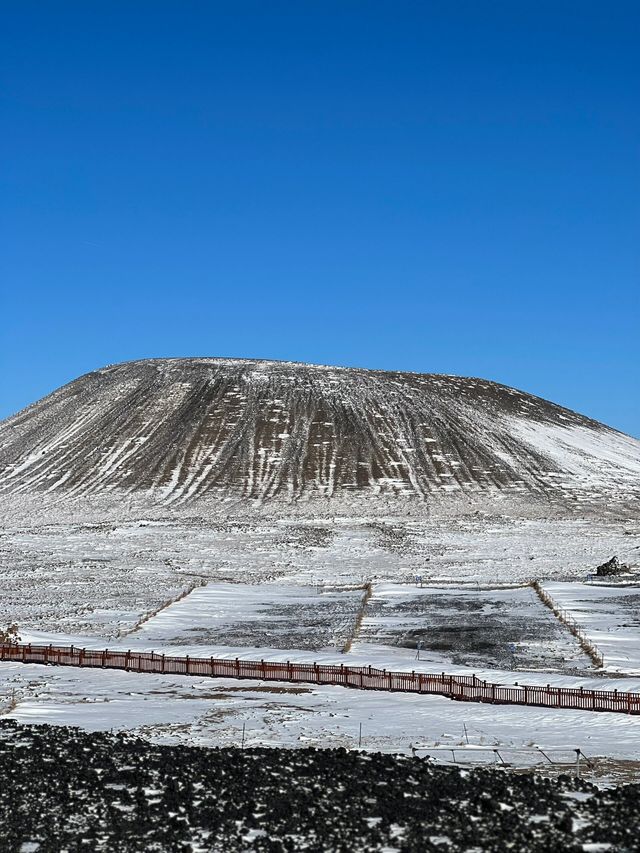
(1, 515, 638, 638)
(3, 656, 640, 782)
(129, 582, 366, 651)
(1, 509, 639, 778)
(542, 582, 640, 675)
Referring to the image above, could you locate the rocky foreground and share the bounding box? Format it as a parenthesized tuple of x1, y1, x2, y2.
(0, 720, 638, 851)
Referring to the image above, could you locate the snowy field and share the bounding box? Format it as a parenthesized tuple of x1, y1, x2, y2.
(1, 514, 638, 638)
(3, 659, 640, 782)
(130, 582, 365, 651)
(2, 510, 640, 776)
(542, 582, 640, 675)
(354, 583, 590, 673)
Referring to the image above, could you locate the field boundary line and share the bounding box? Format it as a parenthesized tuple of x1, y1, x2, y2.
(119, 578, 209, 638)
(530, 581, 604, 668)
(342, 581, 373, 653)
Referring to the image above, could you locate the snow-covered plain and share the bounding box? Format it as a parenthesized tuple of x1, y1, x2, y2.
(542, 582, 640, 675)
(4, 659, 640, 782)
(355, 582, 590, 672)
(130, 582, 365, 651)
(1, 514, 638, 638)
(1, 508, 639, 778)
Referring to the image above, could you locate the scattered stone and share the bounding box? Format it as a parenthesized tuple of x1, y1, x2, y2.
(596, 556, 628, 576)
(1, 721, 640, 851)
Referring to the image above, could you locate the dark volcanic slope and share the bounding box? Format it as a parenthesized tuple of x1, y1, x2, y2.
(0, 358, 638, 505)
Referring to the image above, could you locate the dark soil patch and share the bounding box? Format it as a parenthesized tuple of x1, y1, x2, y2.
(364, 592, 585, 671)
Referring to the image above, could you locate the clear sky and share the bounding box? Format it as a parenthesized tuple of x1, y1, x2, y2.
(2, 3, 638, 435)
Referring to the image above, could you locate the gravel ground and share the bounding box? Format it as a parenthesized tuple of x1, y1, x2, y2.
(1, 720, 639, 851)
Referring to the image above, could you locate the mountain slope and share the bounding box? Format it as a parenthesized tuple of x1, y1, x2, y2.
(0, 358, 638, 507)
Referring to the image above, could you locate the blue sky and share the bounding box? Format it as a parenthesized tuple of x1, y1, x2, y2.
(2, 2, 638, 435)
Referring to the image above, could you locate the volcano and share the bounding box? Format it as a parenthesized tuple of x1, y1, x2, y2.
(0, 358, 638, 509)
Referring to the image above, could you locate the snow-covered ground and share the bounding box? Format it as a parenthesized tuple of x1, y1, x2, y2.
(542, 582, 640, 675)
(354, 582, 591, 672)
(3, 659, 640, 780)
(2, 510, 640, 776)
(1, 515, 638, 638)
(129, 582, 365, 651)
(5, 589, 640, 781)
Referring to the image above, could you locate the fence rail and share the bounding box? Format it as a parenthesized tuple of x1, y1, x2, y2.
(2, 642, 639, 715)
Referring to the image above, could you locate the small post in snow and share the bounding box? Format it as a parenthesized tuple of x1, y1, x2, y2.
(241, 722, 246, 750)
(358, 722, 362, 749)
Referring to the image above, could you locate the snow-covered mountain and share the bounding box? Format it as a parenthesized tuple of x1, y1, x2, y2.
(0, 358, 638, 509)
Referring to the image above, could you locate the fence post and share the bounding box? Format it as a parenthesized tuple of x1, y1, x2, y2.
(10, 643, 638, 718)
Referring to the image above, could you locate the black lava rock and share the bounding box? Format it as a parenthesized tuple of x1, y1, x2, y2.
(0, 720, 638, 852)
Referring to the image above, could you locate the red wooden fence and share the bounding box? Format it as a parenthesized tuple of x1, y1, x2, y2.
(2, 642, 639, 715)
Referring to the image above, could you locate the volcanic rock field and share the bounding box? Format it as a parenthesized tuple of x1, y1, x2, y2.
(3, 720, 640, 853)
